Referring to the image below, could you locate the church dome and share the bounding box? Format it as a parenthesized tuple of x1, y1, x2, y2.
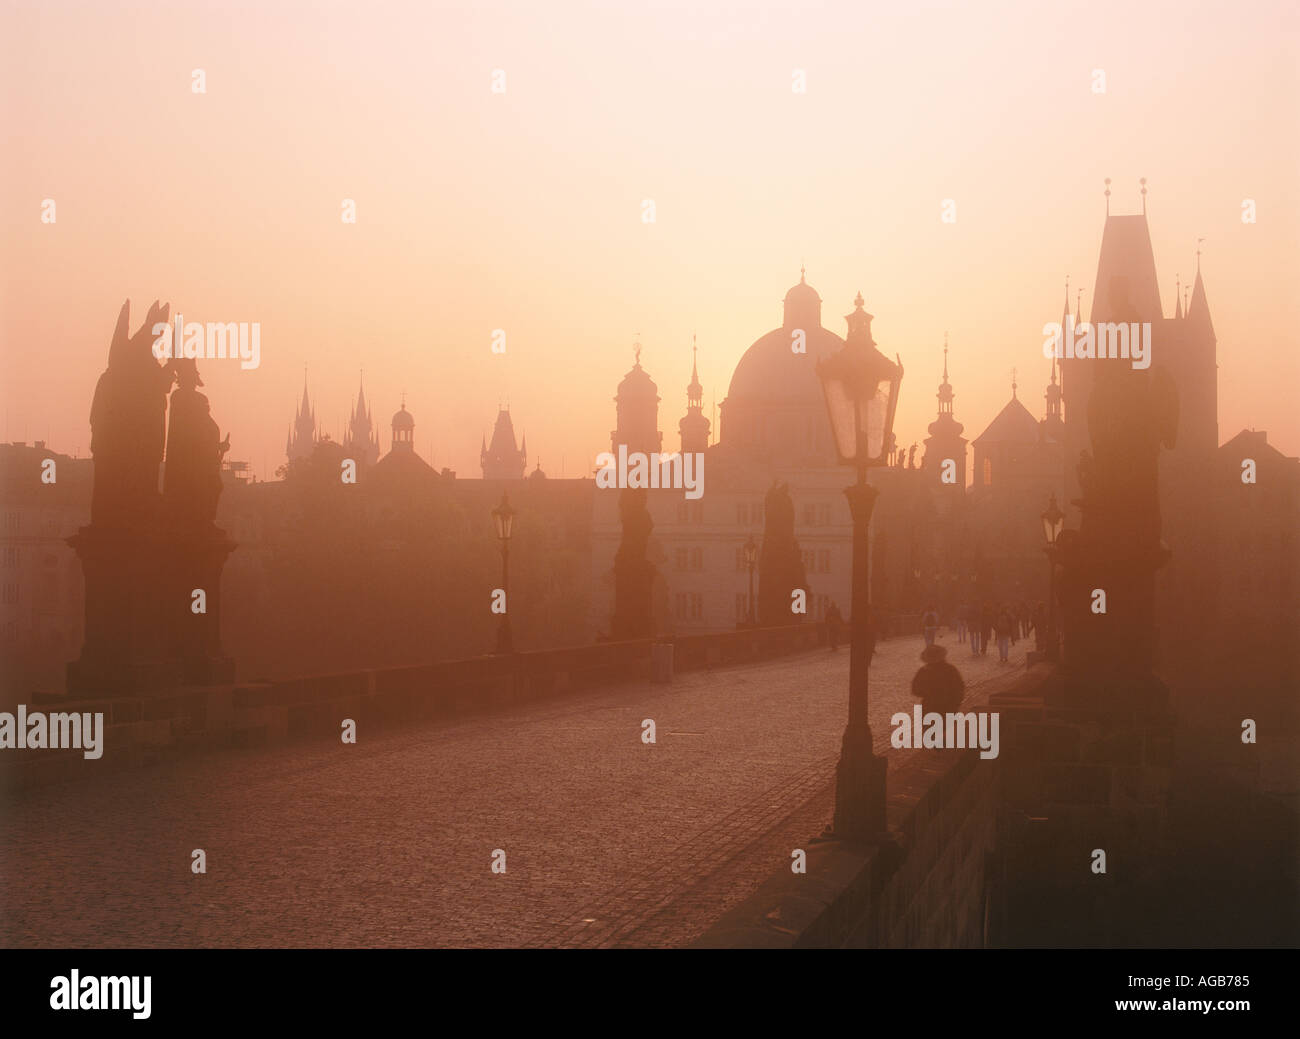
(725, 321, 843, 405)
(392, 403, 415, 431)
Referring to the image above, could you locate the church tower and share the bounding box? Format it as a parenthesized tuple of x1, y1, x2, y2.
(1042, 282, 1066, 446)
(922, 334, 967, 490)
(611, 340, 662, 457)
(1061, 180, 1221, 700)
(343, 372, 379, 466)
(481, 408, 527, 479)
(678, 337, 710, 455)
(285, 373, 317, 463)
(390, 400, 415, 453)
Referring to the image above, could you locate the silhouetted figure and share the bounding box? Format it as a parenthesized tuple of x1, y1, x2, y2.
(611, 487, 657, 640)
(88, 299, 174, 526)
(921, 602, 939, 647)
(995, 605, 1015, 662)
(912, 645, 964, 714)
(826, 601, 843, 650)
(70, 300, 235, 692)
(978, 600, 995, 656)
(955, 600, 969, 644)
(757, 480, 807, 626)
(163, 358, 230, 528)
(1033, 601, 1049, 651)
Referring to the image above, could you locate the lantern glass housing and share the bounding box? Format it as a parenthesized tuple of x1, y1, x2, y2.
(492, 493, 515, 541)
(1040, 493, 1065, 546)
(816, 302, 903, 468)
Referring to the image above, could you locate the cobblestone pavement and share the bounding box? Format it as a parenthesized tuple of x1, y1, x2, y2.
(0, 630, 1029, 948)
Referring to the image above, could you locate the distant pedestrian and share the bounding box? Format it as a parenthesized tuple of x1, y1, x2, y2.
(826, 602, 843, 651)
(955, 601, 969, 644)
(995, 606, 1015, 662)
(912, 645, 964, 715)
(921, 603, 940, 648)
(979, 601, 995, 657)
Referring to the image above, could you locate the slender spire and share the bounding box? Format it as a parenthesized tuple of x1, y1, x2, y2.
(1140, 177, 1147, 215)
(1011, 367, 1018, 399)
(1075, 288, 1082, 325)
(1174, 275, 1183, 319)
(686, 334, 703, 405)
(936, 332, 955, 418)
(1104, 177, 1111, 216)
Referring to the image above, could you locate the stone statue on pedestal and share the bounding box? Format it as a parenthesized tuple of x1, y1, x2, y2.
(758, 480, 807, 627)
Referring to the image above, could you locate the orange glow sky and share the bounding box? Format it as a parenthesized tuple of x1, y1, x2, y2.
(3, 0, 1297, 480)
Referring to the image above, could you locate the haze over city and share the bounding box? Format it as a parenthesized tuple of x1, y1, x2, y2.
(3, 0, 1297, 476)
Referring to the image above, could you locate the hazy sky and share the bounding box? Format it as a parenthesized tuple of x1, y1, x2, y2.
(3, 0, 1297, 480)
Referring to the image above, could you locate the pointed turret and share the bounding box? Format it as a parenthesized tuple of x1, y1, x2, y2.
(286, 371, 318, 463)
(1187, 266, 1215, 341)
(923, 332, 967, 489)
(343, 371, 379, 466)
(678, 335, 711, 454)
(482, 407, 527, 479)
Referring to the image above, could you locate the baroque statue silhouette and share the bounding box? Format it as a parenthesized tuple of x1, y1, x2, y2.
(88, 299, 174, 527)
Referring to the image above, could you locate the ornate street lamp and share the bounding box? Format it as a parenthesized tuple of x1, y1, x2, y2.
(743, 534, 758, 628)
(816, 291, 903, 841)
(492, 492, 515, 653)
(1040, 493, 1064, 662)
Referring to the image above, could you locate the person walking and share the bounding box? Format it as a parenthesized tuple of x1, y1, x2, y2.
(921, 603, 940, 648)
(826, 601, 843, 651)
(955, 601, 969, 644)
(912, 645, 965, 715)
(1033, 601, 1048, 651)
(995, 604, 1015, 663)
(979, 601, 995, 657)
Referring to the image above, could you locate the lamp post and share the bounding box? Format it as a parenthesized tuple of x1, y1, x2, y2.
(492, 492, 515, 654)
(816, 292, 903, 841)
(743, 534, 758, 628)
(1040, 493, 1065, 662)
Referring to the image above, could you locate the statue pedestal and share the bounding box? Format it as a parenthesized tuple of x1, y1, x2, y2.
(67, 523, 236, 697)
(163, 526, 237, 685)
(66, 525, 180, 697)
(1058, 529, 1170, 715)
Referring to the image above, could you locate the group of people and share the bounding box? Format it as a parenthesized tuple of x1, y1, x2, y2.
(829, 599, 1049, 667)
(923, 600, 1042, 664)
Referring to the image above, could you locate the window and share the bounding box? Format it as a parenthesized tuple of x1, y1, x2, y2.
(675, 548, 688, 571)
(674, 592, 703, 621)
(3, 513, 16, 534)
(2, 584, 18, 605)
(690, 547, 704, 571)
(2, 547, 16, 569)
